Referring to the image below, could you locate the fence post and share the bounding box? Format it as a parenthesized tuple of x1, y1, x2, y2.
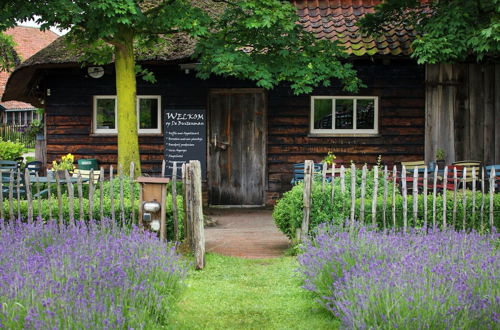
(360, 165, 367, 223)
(189, 160, 205, 270)
(330, 164, 336, 203)
(300, 160, 314, 241)
(442, 166, 448, 229)
(383, 165, 388, 230)
(321, 162, 327, 192)
(392, 165, 397, 228)
(129, 163, 135, 224)
(432, 166, 438, 229)
(64, 170, 75, 223)
(412, 167, 418, 227)
(371, 165, 378, 227)
(172, 162, 179, 241)
(24, 168, 33, 223)
(462, 167, 467, 231)
(453, 167, 458, 229)
(480, 168, 485, 232)
(489, 168, 495, 232)
(423, 166, 428, 229)
(401, 165, 408, 232)
(350, 163, 356, 230)
(472, 167, 476, 226)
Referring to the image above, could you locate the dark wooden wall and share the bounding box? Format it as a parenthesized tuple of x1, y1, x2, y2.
(43, 58, 425, 203)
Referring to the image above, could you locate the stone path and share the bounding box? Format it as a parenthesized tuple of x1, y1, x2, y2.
(204, 208, 290, 258)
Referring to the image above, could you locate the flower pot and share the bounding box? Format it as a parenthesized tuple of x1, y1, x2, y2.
(52, 170, 69, 180)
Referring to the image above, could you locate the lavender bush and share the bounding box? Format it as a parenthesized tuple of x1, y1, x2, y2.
(0, 219, 187, 328)
(299, 222, 499, 329)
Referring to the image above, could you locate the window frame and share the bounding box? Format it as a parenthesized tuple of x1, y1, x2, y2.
(93, 95, 118, 134)
(310, 96, 379, 135)
(136, 95, 162, 134)
(92, 95, 162, 135)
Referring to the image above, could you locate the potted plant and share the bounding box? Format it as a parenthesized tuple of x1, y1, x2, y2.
(51, 153, 75, 179)
(26, 119, 44, 140)
(435, 149, 445, 168)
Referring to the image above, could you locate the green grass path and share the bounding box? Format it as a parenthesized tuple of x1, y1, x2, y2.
(168, 254, 338, 330)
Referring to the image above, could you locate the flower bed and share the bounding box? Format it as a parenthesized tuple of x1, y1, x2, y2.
(0, 219, 187, 328)
(298, 222, 499, 328)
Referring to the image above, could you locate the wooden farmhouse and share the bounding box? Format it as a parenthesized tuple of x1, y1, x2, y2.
(2, 0, 499, 206)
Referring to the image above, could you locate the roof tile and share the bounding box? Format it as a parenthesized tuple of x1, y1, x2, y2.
(292, 0, 414, 56)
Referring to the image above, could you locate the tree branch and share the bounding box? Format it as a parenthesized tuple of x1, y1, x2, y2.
(142, 0, 176, 17)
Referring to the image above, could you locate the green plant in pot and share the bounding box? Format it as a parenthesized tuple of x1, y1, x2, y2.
(26, 119, 44, 140)
(51, 153, 75, 179)
(435, 149, 446, 168)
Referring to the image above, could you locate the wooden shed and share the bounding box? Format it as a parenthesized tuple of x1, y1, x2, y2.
(2, 0, 497, 205)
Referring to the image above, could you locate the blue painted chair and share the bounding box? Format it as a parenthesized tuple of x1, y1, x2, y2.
(291, 163, 323, 185)
(484, 165, 500, 190)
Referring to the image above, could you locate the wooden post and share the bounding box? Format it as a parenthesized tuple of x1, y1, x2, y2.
(119, 165, 125, 225)
(412, 167, 418, 227)
(423, 166, 428, 229)
(161, 159, 166, 177)
(371, 165, 378, 227)
(442, 166, 448, 229)
(110, 165, 115, 222)
(472, 167, 476, 226)
(77, 171, 84, 220)
(55, 173, 63, 225)
(453, 167, 458, 229)
(47, 173, 52, 220)
(462, 168, 467, 231)
(382, 166, 388, 230)
(130, 162, 135, 224)
(189, 160, 205, 270)
(182, 163, 191, 246)
(89, 170, 94, 220)
(172, 162, 179, 241)
(432, 166, 438, 229)
(16, 168, 21, 220)
(99, 166, 104, 221)
(321, 162, 327, 192)
(64, 170, 75, 223)
(401, 165, 408, 232)
(330, 164, 336, 203)
(489, 168, 495, 232)
(340, 165, 345, 194)
(350, 164, 356, 230)
(0, 172, 3, 220)
(184, 163, 193, 248)
(480, 168, 485, 232)
(300, 160, 314, 241)
(360, 165, 367, 223)
(392, 165, 397, 228)
(35, 173, 42, 219)
(24, 169, 33, 223)
(160, 177, 168, 243)
(8, 171, 14, 221)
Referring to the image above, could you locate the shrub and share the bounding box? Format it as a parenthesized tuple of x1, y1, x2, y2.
(273, 180, 500, 239)
(298, 222, 500, 329)
(0, 138, 26, 160)
(0, 219, 187, 328)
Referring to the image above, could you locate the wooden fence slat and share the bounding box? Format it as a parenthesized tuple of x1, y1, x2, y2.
(130, 162, 135, 224)
(77, 171, 84, 220)
(64, 170, 75, 222)
(35, 173, 42, 219)
(181, 163, 190, 246)
(350, 164, 356, 230)
(161, 159, 166, 177)
(360, 165, 367, 223)
(472, 167, 476, 226)
(480, 168, 485, 232)
(184, 163, 193, 248)
(462, 167, 467, 231)
(110, 165, 115, 222)
(330, 164, 336, 203)
(442, 166, 448, 229)
(47, 173, 52, 220)
(371, 165, 378, 227)
(321, 162, 327, 192)
(24, 169, 33, 223)
(189, 160, 205, 270)
(423, 166, 428, 229)
(453, 167, 458, 229)
(382, 166, 388, 230)
(99, 166, 104, 221)
(401, 165, 408, 232)
(300, 160, 314, 241)
(432, 166, 438, 229)
(89, 170, 94, 220)
(160, 169, 168, 243)
(119, 165, 125, 225)
(55, 173, 63, 225)
(8, 170, 14, 221)
(172, 162, 179, 241)
(340, 165, 345, 194)
(392, 165, 397, 228)
(489, 168, 495, 231)
(412, 167, 418, 227)
(16, 168, 21, 220)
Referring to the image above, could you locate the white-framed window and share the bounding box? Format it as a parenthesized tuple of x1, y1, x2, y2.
(93, 95, 162, 134)
(137, 95, 161, 134)
(310, 96, 379, 135)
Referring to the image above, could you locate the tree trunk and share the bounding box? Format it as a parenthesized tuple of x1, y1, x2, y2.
(114, 29, 141, 176)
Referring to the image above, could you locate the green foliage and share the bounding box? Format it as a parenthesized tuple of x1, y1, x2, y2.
(359, 0, 500, 63)
(322, 152, 337, 165)
(0, 138, 26, 160)
(0, 32, 20, 72)
(273, 179, 500, 239)
(435, 148, 445, 160)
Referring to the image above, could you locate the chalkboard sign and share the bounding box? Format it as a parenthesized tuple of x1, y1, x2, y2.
(164, 109, 206, 179)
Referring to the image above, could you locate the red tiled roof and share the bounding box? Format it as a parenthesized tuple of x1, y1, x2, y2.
(0, 26, 59, 110)
(293, 0, 416, 56)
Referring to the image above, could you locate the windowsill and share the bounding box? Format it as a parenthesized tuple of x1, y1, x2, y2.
(90, 133, 163, 137)
(308, 133, 381, 138)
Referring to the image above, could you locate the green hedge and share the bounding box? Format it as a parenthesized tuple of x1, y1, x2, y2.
(1, 180, 185, 241)
(273, 181, 500, 239)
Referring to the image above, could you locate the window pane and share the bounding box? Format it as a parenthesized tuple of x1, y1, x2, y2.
(356, 99, 375, 129)
(335, 99, 353, 129)
(139, 98, 159, 129)
(96, 98, 115, 129)
(313, 99, 332, 129)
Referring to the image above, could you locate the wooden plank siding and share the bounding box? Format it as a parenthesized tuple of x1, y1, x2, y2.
(43, 59, 425, 203)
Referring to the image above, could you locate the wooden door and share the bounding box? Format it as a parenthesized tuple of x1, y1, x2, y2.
(208, 89, 266, 205)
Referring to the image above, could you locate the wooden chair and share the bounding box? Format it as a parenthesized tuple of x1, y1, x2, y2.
(291, 163, 322, 185)
(484, 165, 500, 191)
(72, 168, 102, 184)
(26, 161, 42, 176)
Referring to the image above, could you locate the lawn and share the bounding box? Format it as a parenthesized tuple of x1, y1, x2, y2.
(169, 254, 337, 330)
